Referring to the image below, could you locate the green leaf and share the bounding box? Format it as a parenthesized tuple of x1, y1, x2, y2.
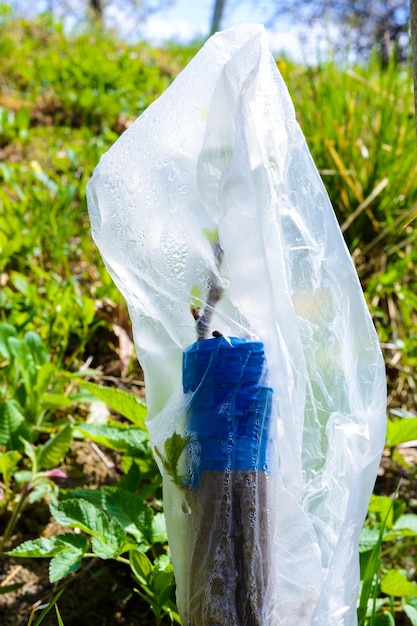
(129, 549, 153, 584)
(359, 525, 381, 552)
(41, 393, 72, 409)
(0, 449, 22, 477)
(77, 381, 147, 428)
(74, 423, 149, 453)
(48, 534, 89, 583)
(24, 330, 48, 365)
(91, 517, 128, 559)
(0, 323, 16, 360)
(0, 400, 30, 448)
(373, 613, 395, 626)
(386, 417, 417, 447)
(404, 601, 417, 625)
(8, 336, 36, 386)
(0, 583, 25, 594)
(203, 227, 219, 244)
(37, 424, 73, 469)
(55, 604, 65, 626)
(50, 499, 106, 536)
(49, 546, 84, 582)
(368, 495, 394, 528)
(381, 571, 417, 599)
(358, 497, 394, 626)
(393, 514, 417, 536)
(32, 589, 66, 626)
(154, 432, 187, 487)
(60, 488, 102, 507)
(152, 513, 168, 544)
(190, 285, 202, 307)
(101, 486, 154, 545)
(7, 537, 65, 558)
(34, 362, 58, 397)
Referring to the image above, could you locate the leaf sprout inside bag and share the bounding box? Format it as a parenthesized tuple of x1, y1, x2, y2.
(87, 24, 386, 626)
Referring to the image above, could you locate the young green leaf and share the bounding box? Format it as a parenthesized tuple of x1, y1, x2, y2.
(37, 423, 73, 470)
(24, 330, 48, 366)
(55, 604, 65, 626)
(154, 432, 188, 488)
(74, 423, 149, 453)
(77, 380, 147, 429)
(381, 571, 417, 599)
(0, 449, 22, 478)
(129, 549, 153, 584)
(386, 417, 417, 447)
(0, 322, 16, 360)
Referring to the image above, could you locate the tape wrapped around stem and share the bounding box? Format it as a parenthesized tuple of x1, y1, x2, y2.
(182, 337, 272, 625)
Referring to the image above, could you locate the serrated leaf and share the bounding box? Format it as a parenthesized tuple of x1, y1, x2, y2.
(60, 488, 103, 507)
(7, 537, 64, 558)
(74, 423, 149, 453)
(91, 517, 128, 559)
(152, 513, 168, 544)
(129, 549, 153, 584)
(101, 486, 154, 545)
(50, 499, 107, 536)
(49, 546, 84, 582)
(77, 381, 147, 428)
(0, 400, 30, 448)
(37, 424, 73, 469)
(381, 571, 417, 598)
(154, 432, 187, 487)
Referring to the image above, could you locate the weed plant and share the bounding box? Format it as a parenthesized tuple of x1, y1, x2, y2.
(0, 6, 417, 625)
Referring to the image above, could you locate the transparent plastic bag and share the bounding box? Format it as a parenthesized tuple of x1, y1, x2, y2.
(87, 24, 386, 626)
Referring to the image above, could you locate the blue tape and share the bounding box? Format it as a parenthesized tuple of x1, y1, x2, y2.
(182, 337, 272, 487)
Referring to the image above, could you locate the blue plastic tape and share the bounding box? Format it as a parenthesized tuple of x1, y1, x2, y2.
(182, 337, 272, 487)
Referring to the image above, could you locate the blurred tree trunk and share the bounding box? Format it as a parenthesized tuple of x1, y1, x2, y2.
(90, 0, 103, 20)
(411, 0, 417, 138)
(210, 0, 226, 35)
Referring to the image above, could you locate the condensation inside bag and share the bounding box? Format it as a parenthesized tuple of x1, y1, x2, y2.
(87, 23, 387, 626)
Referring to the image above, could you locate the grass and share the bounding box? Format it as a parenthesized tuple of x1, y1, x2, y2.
(0, 6, 417, 625)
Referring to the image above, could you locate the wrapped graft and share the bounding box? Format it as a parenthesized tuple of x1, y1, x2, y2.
(87, 23, 387, 625)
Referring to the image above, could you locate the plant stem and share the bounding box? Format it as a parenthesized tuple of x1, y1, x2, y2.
(196, 242, 224, 340)
(0, 483, 31, 553)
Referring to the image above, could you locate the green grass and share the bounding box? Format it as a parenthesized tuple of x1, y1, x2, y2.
(1, 6, 417, 625)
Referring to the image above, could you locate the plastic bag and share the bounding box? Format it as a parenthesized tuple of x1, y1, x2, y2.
(87, 24, 386, 626)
